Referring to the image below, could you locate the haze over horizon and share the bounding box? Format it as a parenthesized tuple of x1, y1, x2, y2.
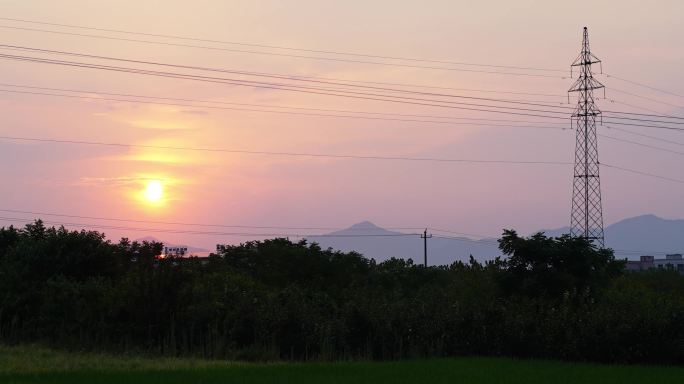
(1, 0, 683, 250)
(132, 214, 684, 265)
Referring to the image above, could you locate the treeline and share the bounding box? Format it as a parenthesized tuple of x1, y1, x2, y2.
(0, 220, 682, 364)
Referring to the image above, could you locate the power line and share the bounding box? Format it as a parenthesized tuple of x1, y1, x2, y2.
(0, 82, 570, 126)
(605, 74, 684, 100)
(0, 55, 574, 119)
(0, 25, 564, 78)
(607, 98, 676, 117)
(4, 53, 569, 114)
(5, 133, 684, 190)
(6, 30, 682, 119)
(0, 88, 569, 130)
(6, 81, 683, 131)
(601, 163, 684, 184)
(432, 234, 675, 257)
(8, 47, 682, 126)
(0, 135, 572, 165)
(431, 235, 500, 246)
(610, 87, 684, 112)
(3, 134, 683, 186)
(599, 133, 684, 157)
(604, 126, 684, 147)
(5, 210, 667, 255)
(0, 207, 501, 244)
(0, 45, 575, 111)
(6, 65, 682, 131)
(429, 227, 498, 239)
(0, 209, 510, 245)
(0, 208, 423, 232)
(603, 108, 684, 121)
(0, 216, 421, 238)
(602, 114, 684, 126)
(600, 119, 684, 132)
(0, 215, 674, 256)
(6, 84, 672, 131)
(0, 50, 568, 99)
(0, 16, 567, 73)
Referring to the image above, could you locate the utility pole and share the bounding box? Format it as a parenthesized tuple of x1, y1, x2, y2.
(568, 27, 605, 247)
(421, 229, 432, 267)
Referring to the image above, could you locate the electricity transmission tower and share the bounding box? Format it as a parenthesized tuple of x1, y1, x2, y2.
(568, 27, 605, 247)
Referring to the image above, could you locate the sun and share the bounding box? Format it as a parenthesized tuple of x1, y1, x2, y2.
(143, 180, 164, 204)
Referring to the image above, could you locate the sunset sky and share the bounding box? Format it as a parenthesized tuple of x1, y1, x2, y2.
(1, 0, 683, 249)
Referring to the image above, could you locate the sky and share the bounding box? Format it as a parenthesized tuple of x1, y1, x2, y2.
(1, 0, 683, 249)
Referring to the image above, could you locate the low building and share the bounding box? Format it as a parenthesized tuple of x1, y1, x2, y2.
(626, 254, 684, 274)
(625, 255, 654, 271)
(163, 246, 188, 257)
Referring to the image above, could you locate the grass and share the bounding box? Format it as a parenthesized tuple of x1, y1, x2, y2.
(1, 345, 682, 384)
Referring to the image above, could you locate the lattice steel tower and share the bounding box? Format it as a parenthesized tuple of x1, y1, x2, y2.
(568, 27, 605, 247)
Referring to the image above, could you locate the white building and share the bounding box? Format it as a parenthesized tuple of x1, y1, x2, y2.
(163, 246, 188, 257)
(626, 254, 684, 274)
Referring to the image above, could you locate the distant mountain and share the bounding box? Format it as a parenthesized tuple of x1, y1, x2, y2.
(133, 236, 210, 255)
(307, 221, 500, 266)
(605, 215, 684, 257)
(307, 215, 684, 265)
(540, 215, 684, 259)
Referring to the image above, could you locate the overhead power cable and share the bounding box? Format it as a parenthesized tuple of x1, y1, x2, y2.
(600, 119, 684, 132)
(0, 25, 563, 78)
(0, 45, 574, 111)
(429, 228, 498, 239)
(0, 209, 508, 244)
(431, 235, 499, 246)
(0, 88, 569, 130)
(4, 81, 682, 131)
(0, 215, 673, 256)
(0, 55, 573, 119)
(0, 82, 570, 126)
(424, 233, 674, 256)
(0, 17, 566, 72)
(424, 235, 673, 258)
(0, 135, 572, 165)
(603, 109, 684, 121)
(605, 74, 684, 100)
(0, 50, 569, 99)
(601, 163, 684, 184)
(602, 114, 684, 126)
(607, 98, 676, 117)
(0, 214, 645, 255)
(0, 208, 424, 232)
(610, 87, 684, 112)
(604, 126, 684, 147)
(0, 208, 501, 244)
(599, 134, 684, 157)
(0, 18, 566, 73)
(6, 46, 682, 126)
(0, 216, 421, 238)
(2, 134, 683, 185)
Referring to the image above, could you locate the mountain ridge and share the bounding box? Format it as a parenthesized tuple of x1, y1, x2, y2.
(133, 214, 683, 263)
(307, 214, 684, 265)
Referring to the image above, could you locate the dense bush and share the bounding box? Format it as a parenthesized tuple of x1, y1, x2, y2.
(0, 221, 682, 364)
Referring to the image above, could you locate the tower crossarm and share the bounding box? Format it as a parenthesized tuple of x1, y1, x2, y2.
(568, 76, 605, 93)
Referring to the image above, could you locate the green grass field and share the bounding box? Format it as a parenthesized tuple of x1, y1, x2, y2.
(1, 345, 682, 384)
